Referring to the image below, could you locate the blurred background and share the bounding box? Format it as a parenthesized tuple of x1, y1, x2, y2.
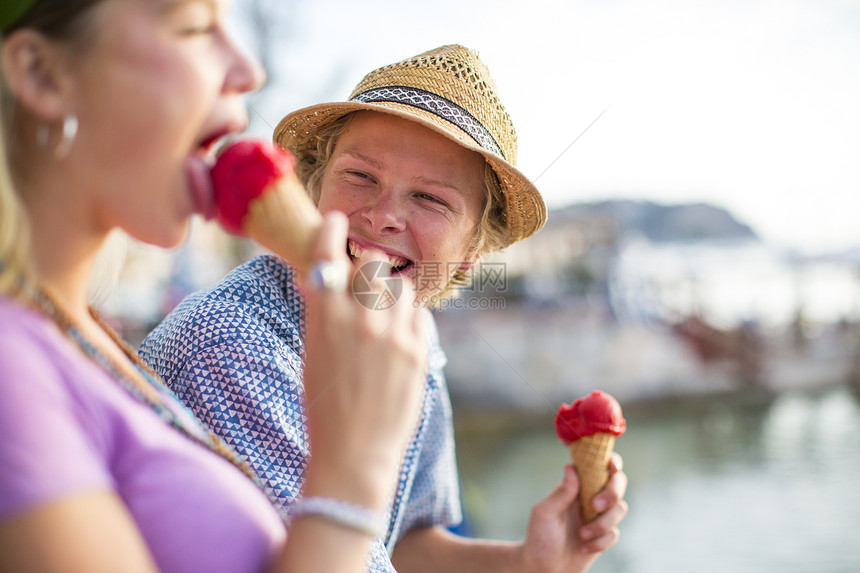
(109, 1, 860, 571)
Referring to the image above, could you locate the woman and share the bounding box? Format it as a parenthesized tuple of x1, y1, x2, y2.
(141, 45, 628, 573)
(0, 1, 427, 572)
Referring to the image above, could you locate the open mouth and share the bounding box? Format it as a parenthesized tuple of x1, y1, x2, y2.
(199, 130, 235, 157)
(347, 239, 414, 275)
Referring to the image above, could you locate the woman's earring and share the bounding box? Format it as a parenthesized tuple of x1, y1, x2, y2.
(54, 114, 78, 159)
(36, 114, 79, 159)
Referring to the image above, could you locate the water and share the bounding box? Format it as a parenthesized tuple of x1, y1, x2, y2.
(453, 386, 860, 572)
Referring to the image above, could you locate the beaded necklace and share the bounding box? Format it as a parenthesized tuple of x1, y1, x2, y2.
(31, 288, 276, 504)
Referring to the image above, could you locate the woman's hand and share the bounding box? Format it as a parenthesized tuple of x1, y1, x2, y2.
(299, 211, 427, 511)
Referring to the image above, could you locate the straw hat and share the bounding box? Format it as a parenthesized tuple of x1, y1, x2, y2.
(273, 44, 546, 249)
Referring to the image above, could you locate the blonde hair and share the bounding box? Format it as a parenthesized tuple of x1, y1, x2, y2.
(0, 72, 33, 299)
(293, 112, 509, 297)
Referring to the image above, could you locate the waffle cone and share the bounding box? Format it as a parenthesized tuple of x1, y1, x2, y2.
(244, 173, 323, 274)
(569, 433, 615, 523)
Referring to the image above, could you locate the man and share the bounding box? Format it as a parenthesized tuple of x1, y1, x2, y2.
(140, 45, 627, 573)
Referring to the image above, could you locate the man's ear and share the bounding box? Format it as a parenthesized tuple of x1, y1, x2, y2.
(1, 29, 74, 122)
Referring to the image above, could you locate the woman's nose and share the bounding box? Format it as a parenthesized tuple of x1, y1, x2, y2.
(223, 31, 267, 94)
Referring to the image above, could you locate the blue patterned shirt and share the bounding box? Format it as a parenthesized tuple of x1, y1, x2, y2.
(139, 255, 461, 572)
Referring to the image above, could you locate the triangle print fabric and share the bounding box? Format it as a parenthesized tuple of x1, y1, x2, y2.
(139, 254, 462, 572)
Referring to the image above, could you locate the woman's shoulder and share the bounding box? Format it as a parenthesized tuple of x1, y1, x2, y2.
(0, 295, 111, 408)
(0, 297, 116, 518)
(0, 294, 43, 327)
(0, 296, 133, 422)
(0, 296, 69, 366)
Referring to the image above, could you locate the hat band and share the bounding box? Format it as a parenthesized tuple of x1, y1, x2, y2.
(351, 86, 505, 159)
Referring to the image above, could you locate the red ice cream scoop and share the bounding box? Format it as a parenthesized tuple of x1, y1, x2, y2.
(210, 139, 322, 272)
(555, 390, 626, 444)
(211, 139, 298, 235)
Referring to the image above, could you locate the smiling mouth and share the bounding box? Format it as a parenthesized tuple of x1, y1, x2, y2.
(347, 239, 414, 275)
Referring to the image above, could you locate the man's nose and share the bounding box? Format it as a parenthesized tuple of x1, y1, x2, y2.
(361, 190, 407, 234)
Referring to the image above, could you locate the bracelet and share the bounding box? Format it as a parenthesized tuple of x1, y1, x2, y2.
(288, 496, 383, 537)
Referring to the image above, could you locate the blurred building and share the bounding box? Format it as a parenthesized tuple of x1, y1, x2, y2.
(436, 200, 860, 410)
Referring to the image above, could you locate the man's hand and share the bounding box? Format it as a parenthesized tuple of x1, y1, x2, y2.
(391, 454, 627, 573)
(519, 453, 628, 573)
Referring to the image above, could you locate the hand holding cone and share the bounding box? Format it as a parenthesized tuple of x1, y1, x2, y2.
(555, 390, 626, 522)
(210, 139, 322, 274)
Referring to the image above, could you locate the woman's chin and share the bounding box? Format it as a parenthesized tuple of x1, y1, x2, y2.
(130, 217, 192, 250)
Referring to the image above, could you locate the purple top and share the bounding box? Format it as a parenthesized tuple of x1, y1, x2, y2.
(0, 297, 285, 573)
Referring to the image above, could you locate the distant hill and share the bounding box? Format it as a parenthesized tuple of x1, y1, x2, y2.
(547, 200, 759, 243)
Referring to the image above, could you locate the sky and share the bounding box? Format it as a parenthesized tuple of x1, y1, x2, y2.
(233, 0, 860, 255)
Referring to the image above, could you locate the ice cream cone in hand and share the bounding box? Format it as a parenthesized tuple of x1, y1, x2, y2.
(555, 390, 626, 522)
(210, 139, 322, 274)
